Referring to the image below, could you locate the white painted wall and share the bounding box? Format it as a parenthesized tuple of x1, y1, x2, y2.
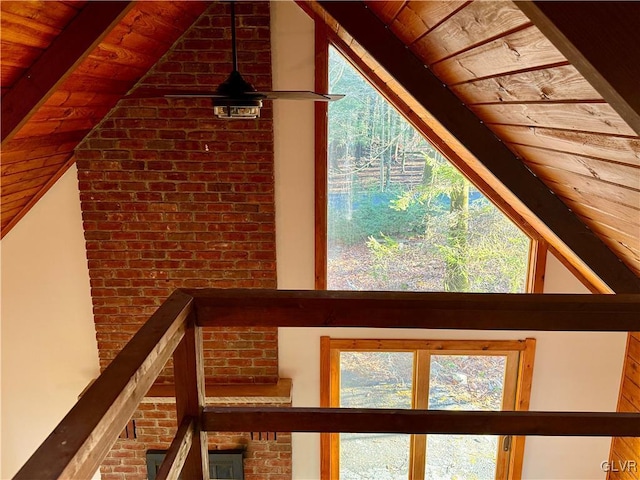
(271, 3, 626, 479)
(272, 0, 317, 291)
(0, 165, 101, 478)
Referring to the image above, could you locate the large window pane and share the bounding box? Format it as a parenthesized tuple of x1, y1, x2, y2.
(327, 46, 530, 293)
(425, 355, 506, 480)
(340, 352, 413, 479)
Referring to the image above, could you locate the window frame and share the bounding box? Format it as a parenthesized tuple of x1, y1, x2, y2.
(320, 337, 536, 480)
(313, 22, 547, 293)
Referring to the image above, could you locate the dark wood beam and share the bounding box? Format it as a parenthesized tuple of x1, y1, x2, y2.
(0, 1, 134, 144)
(14, 290, 193, 480)
(172, 318, 209, 478)
(202, 407, 640, 437)
(186, 289, 640, 331)
(315, 1, 640, 293)
(515, 1, 640, 136)
(155, 417, 195, 480)
(146, 378, 292, 401)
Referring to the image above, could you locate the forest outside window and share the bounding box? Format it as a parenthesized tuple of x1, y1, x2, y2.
(321, 45, 537, 293)
(320, 338, 536, 480)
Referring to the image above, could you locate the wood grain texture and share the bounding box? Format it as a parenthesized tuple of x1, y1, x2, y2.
(516, 1, 640, 135)
(315, 21, 329, 290)
(203, 407, 640, 436)
(0, 131, 87, 162)
(0, 10, 61, 48)
(320, 336, 332, 480)
(155, 417, 195, 480)
(0, 42, 44, 87)
(365, 0, 406, 25)
(172, 321, 209, 479)
(187, 288, 640, 331)
(412, 1, 530, 64)
(529, 168, 640, 211)
(493, 125, 640, 167)
(431, 26, 565, 85)
(89, 42, 161, 69)
(511, 144, 640, 191)
(474, 102, 635, 136)
(0, 0, 209, 238)
(527, 240, 547, 294)
(622, 376, 640, 413)
(508, 338, 536, 480)
(611, 330, 640, 479)
(13, 290, 193, 480)
(145, 378, 292, 402)
(607, 441, 639, 480)
(389, 0, 466, 45)
(619, 394, 640, 414)
(540, 177, 640, 223)
(570, 208, 639, 252)
(1, 1, 134, 143)
(327, 338, 528, 351)
(316, 0, 640, 293)
(1, 150, 72, 173)
(452, 65, 601, 104)
(0, 1, 83, 28)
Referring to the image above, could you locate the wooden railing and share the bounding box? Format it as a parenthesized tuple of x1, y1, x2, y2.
(14, 289, 640, 479)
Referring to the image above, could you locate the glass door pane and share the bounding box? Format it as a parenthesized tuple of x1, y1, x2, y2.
(339, 351, 413, 479)
(424, 355, 507, 480)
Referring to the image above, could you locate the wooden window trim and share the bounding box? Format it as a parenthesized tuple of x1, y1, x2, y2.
(314, 20, 329, 290)
(527, 239, 548, 293)
(320, 337, 536, 480)
(312, 22, 539, 293)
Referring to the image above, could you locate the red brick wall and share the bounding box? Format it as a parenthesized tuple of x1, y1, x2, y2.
(104, 402, 292, 480)
(75, 2, 289, 478)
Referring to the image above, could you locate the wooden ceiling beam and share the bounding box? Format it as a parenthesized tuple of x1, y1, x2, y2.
(515, 1, 640, 136)
(187, 288, 640, 331)
(0, 1, 134, 145)
(316, 0, 640, 293)
(203, 407, 640, 437)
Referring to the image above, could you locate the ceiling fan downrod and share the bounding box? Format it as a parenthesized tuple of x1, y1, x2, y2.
(213, 1, 262, 118)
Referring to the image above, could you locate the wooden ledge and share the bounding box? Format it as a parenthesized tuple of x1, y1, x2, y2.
(144, 378, 292, 405)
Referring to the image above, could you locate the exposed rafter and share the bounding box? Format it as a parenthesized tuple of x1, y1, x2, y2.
(0, 1, 134, 144)
(315, 0, 640, 294)
(515, 1, 640, 136)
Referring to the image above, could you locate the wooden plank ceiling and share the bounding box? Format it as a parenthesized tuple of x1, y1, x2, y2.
(304, 0, 640, 292)
(0, 0, 210, 234)
(1, 0, 638, 292)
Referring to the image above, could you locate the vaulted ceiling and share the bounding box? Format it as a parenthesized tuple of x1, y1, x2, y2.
(1, 1, 639, 293)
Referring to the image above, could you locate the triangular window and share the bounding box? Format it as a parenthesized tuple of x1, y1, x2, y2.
(326, 46, 531, 293)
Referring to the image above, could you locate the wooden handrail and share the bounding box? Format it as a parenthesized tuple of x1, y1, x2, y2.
(12, 289, 640, 479)
(14, 290, 193, 480)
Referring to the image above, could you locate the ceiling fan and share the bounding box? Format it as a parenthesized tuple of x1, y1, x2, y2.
(128, 1, 343, 119)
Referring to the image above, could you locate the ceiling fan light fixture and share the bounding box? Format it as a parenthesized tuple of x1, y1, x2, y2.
(213, 104, 261, 119)
(213, 97, 263, 119)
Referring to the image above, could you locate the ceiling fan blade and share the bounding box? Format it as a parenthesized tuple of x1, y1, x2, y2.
(164, 92, 233, 98)
(125, 6, 344, 114)
(126, 87, 260, 99)
(256, 91, 345, 101)
(124, 87, 221, 99)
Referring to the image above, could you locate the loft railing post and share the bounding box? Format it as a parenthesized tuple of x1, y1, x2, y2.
(171, 309, 209, 479)
(13, 290, 193, 480)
